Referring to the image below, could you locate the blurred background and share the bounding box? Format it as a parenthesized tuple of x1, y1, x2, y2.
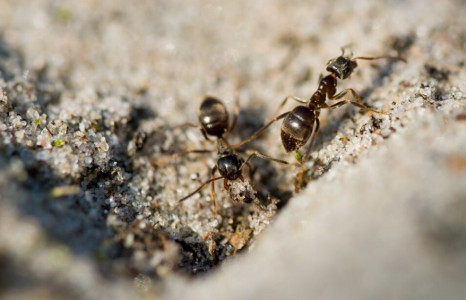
(1, 0, 465, 299)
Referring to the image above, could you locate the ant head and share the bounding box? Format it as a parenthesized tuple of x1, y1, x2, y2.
(198, 97, 229, 138)
(326, 56, 358, 79)
(217, 154, 243, 180)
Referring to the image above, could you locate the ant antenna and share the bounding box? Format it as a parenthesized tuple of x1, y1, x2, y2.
(340, 44, 354, 57)
(229, 111, 290, 149)
(352, 55, 407, 63)
(178, 176, 224, 202)
(238, 150, 290, 172)
(152, 149, 212, 167)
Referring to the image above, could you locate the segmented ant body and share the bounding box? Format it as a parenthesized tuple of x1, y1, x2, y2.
(231, 50, 405, 190)
(156, 97, 288, 213)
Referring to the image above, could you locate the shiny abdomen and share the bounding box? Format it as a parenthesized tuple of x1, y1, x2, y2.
(280, 106, 315, 152)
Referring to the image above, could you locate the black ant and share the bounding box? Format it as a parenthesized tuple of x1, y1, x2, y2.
(230, 48, 406, 191)
(155, 96, 289, 214)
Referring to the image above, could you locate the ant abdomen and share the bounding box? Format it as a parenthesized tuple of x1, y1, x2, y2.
(280, 106, 316, 152)
(198, 97, 229, 137)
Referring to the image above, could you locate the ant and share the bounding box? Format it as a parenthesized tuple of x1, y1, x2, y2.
(230, 48, 406, 191)
(155, 96, 289, 214)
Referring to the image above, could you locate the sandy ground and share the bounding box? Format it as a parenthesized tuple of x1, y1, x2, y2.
(0, 0, 465, 299)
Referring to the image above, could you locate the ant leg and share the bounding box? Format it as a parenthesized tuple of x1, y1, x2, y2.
(178, 175, 224, 203)
(229, 112, 289, 148)
(175, 122, 198, 129)
(323, 100, 385, 114)
(200, 127, 212, 141)
(230, 95, 306, 149)
(273, 95, 308, 117)
(222, 176, 229, 202)
(211, 165, 219, 215)
(234, 158, 256, 187)
(173, 122, 213, 141)
(152, 149, 212, 167)
(301, 117, 321, 165)
(225, 96, 241, 138)
(237, 160, 254, 182)
(223, 179, 230, 194)
(327, 88, 388, 114)
(318, 73, 323, 83)
(245, 162, 254, 182)
(239, 150, 290, 170)
(295, 117, 320, 192)
(172, 121, 213, 141)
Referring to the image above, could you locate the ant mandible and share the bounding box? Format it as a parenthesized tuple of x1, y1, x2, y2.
(230, 48, 406, 190)
(155, 96, 289, 214)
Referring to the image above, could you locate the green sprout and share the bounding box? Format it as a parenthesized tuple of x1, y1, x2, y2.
(57, 8, 74, 23)
(50, 185, 79, 197)
(295, 151, 303, 163)
(53, 139, 65, 147)
(91, 123, 100, 131)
